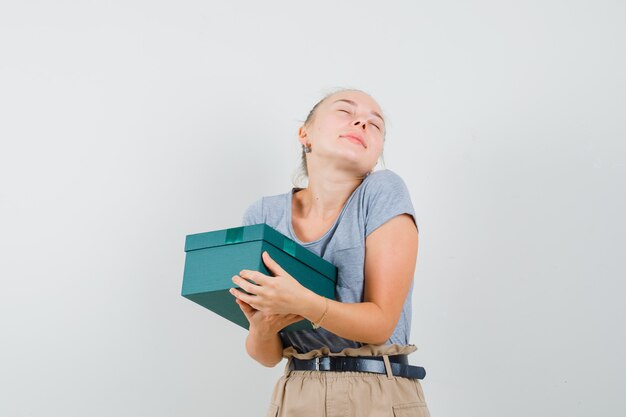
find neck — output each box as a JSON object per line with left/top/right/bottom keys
{"left": 295, "top": 170, "right": 368, "bottom": 221}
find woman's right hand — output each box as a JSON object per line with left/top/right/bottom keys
{"left": 236, "top": 297, "right": 304, "bottom": 335}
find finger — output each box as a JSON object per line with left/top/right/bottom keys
{"left": 236, "top": 300, "right": 253, "bottom": 321}
{"left": 231, "top": 275, "right": 263, "bottom": 296}
{"left": 238, "top": 299, "right": 258, "bottom": 315}
{"left": 238, "top": 269, "right": 270, "bottom": 286}
{"left": 261, "top": 251, "right": 287, "bottom": 277}
{"left": 237, "top": 299, "right": 258, "bottom": 322}
{"left": 236, "top": 298, "right": 253, "bottom": 313}
{"left": 286, "top": 315, "right": 304, "bottom": 326}
{"left": 230, "top": 287, "right": 260, "bottom": 309}
{"left": 235, "top": 298, "right": 246, "bottom": 306}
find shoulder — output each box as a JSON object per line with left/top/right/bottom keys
{"left": 244, "top": 196, "right": 263, "bottom": 212}
{"left": 360, "top": 169, "right": 417, "bottom": 236}
{"left": 244, "top": 189, "right": 290, "bottom": 211}
{"left": 242, "top": 197, "right": 264, "bottom": 225}
{"left": 362, "top": 169, "right": 411, "bottom": 197}
{"left": 242, "top": 190, "right": 290, "bottom": 226}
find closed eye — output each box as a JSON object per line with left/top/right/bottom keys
{"left": 338, "top": 108, "right": 382, "bottom": 131}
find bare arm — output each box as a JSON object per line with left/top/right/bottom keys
{"left": 235, "top": 298, "right": 302, "bottom": 367}
{"left": 245, "top": 328, "right": 283, "bottom": 368}
{"left": 300, "top": 214, "right": 418, "bottom": 344}
{"left": 233, "top": 213, "right": 417, "bottom": 354}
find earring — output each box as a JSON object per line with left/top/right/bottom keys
{"left": 303, "top": 143, "right": 312, "bottom": 153}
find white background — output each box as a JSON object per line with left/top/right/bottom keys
{"left": 1, "top": 1, "right": 624, "bottom": 416}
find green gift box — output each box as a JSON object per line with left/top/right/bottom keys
{"left": 182, "top": 223, "right": 337, "bottom": 332}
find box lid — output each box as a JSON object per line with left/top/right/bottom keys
{"left": 184, "top": 223, "right": 337, "bottom": 280}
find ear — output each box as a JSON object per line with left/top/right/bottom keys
{"left": 298, "top": 126, "right": 308, "bottom": 144}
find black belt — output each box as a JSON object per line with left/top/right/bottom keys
{"left": 288, "top": 354, "right": 426, "bottom": 380}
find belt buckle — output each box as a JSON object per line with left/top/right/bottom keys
{"left": 315, "top": 357, "right": 320, "bottom": 371}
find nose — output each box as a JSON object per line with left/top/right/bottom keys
{"left": 353, "top": 120, "right": 367, "bottom": 130}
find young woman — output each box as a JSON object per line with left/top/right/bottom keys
{"left": 231, "top": 88, "right": 430, "bottom": 417}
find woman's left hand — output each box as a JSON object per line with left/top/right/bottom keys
{"left": 230, "top": 251, "right": 310, "bottom": 316}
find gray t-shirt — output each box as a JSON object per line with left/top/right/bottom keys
{"left": 241, "top": 169, "right": 418, "bottom": 354}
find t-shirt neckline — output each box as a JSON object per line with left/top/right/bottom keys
{"left": 286, "top": 176, "right": 371, "bottom": 246}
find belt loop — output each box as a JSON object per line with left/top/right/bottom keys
{"left": 382, "top": 355, "right": 393, "bottom": 379}
{"left": 283, "top": 357, "right": 293, "bottom": 378}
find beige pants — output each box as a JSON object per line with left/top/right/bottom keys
{"left": 265, "top": 343, "right": 431, "bottom": 417}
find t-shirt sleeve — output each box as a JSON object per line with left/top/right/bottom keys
{"left": 364, "top": 170, "right": 418, "bottom": 238}
{"left": 241, "top": 197, "right": 264, "bottom": 226}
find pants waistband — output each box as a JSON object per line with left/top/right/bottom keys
{"left": 286, "top": 354, "right": 426, "bottom": 380}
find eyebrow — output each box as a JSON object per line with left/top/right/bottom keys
{"left": 331, "top": 99, "right": 385, "bottom": 124}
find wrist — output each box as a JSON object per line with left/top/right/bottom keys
{"left": 302, "top": 291, "right": 327, "bottom": 324}
{"left": 311, "top": 296, "right": 329, "bottom": 329}
{"left": 248, "top": 325, "right": 277, "bottom": 341}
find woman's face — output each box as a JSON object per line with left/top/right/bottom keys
{"left": 299, "top": 90, "right": 385, "bottom": 176}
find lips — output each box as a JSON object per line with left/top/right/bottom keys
{"left": 340, "top": 134, "right": 366, "bottom": 148}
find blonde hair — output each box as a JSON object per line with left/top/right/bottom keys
{"left": 292, "top": 87, "right": 387, "bottom": 188}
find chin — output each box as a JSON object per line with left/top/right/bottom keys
{"left": 338, "top": 160, "right": 376, "bottom": 176}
